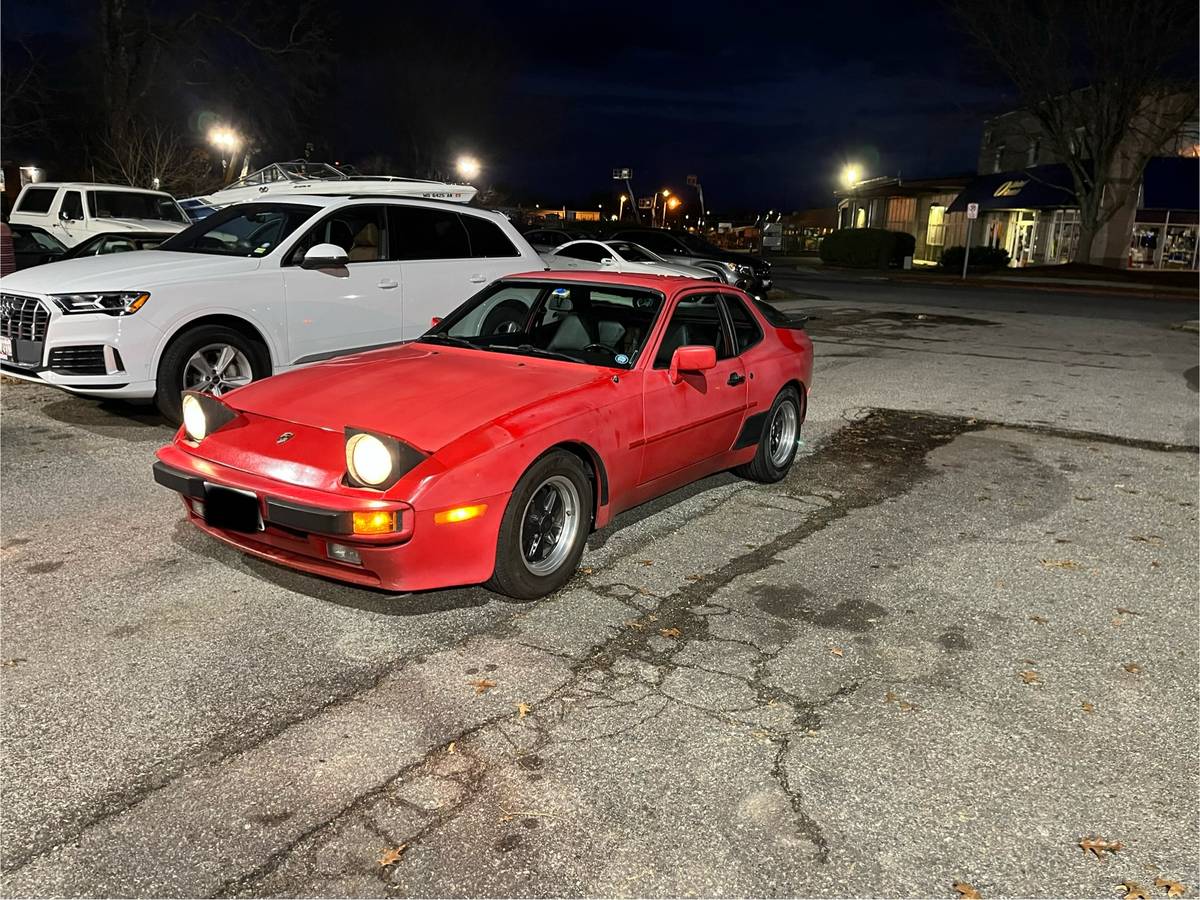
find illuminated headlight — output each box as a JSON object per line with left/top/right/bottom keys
{"left": 180, "top": 391, "right": 238, "bottom": 443}
{"left": 182, "top": 394, "right": 208, "bottom": 442}
{"left": 346, "top": 433, "right": 395, "bottom": 486}
{"left": 48, "top": 291, "right": 150, "bottom": 316}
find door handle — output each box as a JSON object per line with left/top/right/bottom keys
{"left": 727, "top": 372, "right": 745, "bottom": 386}
{"left": 468, "top": 274, "right": 487, "bottom": 283}
{"left": 377, "top": 278, "right": 399, "bottom": 290}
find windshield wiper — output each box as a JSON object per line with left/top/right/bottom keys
{"left": 490, "top": 344, "right": 585, "bottom": 364}
{"left": 417, "top": 333, "right": 478, "bottom": 351}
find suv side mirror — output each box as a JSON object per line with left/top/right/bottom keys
{"left": 59, "top": 210, "right": 74, "bottom": 222}
{"left": 301, "top": 243, "right": 349, "bottom": 269}
{"left": 668, "top": 344, "right": 717, "bottom": 384}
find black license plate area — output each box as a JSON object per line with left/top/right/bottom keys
{"left": 204, "top": 484, "right": 263, "bottom": 533}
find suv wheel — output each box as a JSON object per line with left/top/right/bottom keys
{"left": 154, "top": 325, "right": 270, "bottom": 423}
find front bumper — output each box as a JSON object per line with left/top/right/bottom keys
{"left": 153, "top": 448, "right": 510, "bottom": 592}
{"left": 0, "top": 291, "right": 160, "bottom": 398}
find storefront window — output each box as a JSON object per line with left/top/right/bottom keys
{"left": 1129, "top": 224, "right": 1162, "bottom": 268}
{"left": 1162, "top": 224, "right": 1198, "bottom": 268}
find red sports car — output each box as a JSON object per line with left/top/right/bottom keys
{"left": 153, "top": 272, "right": 813, "bottom": 599}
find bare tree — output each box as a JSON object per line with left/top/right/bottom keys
{"left": 96, "top": 119, "right": 217, "bottom": 194}
{"left": 1, "top": 41, "right": 52, "bottom": 145}
{"left": 951, "top": 0, "right": 1198, "bottom": 264}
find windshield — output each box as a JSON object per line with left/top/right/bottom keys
{"left": 156, "top": 204, "right": 315, "bottom": 257}
{"left": 677, "top": 232, "right": 723, "bottom": 254}
{"left": 86, "top": 191, "right": 188, "bottom": 223}
{"left": 606, "top": 241, "right": 659, "bottom": 263}
{"left": 419, "top": 280, "right": 665, "bottom": 368}
{"left": 11, "top": 226, "right": 66, "bottom": 254}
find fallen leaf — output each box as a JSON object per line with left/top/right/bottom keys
{"left": 1155, "top": 877, "right": 1188, "bottom": 897}
{"left": 953, "top": 881, "right": 982, "bottom": 899}
{"left": 447, "top": 741, "right": 456, "bottom": 754}
{"left": 1115, "top": 607, "right": 1141, "bottom": 616}
{"left": 638, "top": 559, "right": 654, "bottom": 566}
{"left": 1122, "top": 662, "right": 1142, "bottom": 675}
{"left": 579, "top": 566, "right": 594, "bottom": 575}
{"left": 1081, "top": 701, "right": 1095, "bottom": 713}
{"left": 516, "top": 702, "right": 532, "bottom": 719}
{"left": 883, "top": 691, "right": 898, "bottom": 703}
{"left": 1041, "top": 558, "right": 1080, "bottom": 570}
{"left": 1075, "top": 495, "right": 1095, "bottom": 501}
{"left": 0, "top": 658, "right": 27, "bottom": 668}
{"left": 1079, "top": 836, "right": 1124, "bottom": 858}
{"left": 469, "top": 678, "right": 497, "bottom": 694}
{"left": 1130, "top": 535, "right": 1163, "bottom": 544}
{"left": 378, "top": 845, "right": 407, "bottom": 867}
{"left": 686, "top": 574, "right": 705, "bottom": 582}
{"left": 830, "top": 646, "right": 844, "bottom": 657}
{"left": 1030, "top": 615, "right": 1049, "bottom": 624}
{"left": 1020, "top": 670, "right": 1040, "bottom": 684}
{"left": 659, "top": 627, "right": 681, "bottom": 639}
{"left": 1119, "top": 880, "right": 1149, "bottom": 900}
{"left": 898, "top": 701, "right": 917, "bottom": 712}
{"left": 625, "top": 620, "right": 645, "bottom": 630}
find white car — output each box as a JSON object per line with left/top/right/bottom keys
{"left": 0, "top": 196, "right": 544, "bottom": 421}
{"left": 7, "top": 183, "right": 190, "bottom": 248}
{"left": 544, "top": 239, "right": 720, "bottom": 281}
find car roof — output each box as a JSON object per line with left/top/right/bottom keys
{"left": 20, "top": 183, "right": 175, "bottom": 196}
{"left": 221, "top": 194, "right": 511, "bottom": 221}
{"left": 500, "top": 269, "right": 722, "bottom": 294}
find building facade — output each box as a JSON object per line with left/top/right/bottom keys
{"left": 836, "top": 175, "right": 972, "bottom": 264}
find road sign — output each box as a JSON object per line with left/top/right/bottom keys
{"left": 613, "top": 168, "right": 632, "bottom": 180}
{"left": 638, "top": 197, "right": 652, "bottom": 209}
{"left": 966, "top": 202, "right": 979, "bottom": 219}
{"left": 686, "top": 175, "right": 698, "bottom": 186}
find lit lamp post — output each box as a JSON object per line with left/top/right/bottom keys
{"left": 208, "top": 127, "right": 241, "bottom": 172}
{"left": 665, "top": 195, "right": 681, "bottom": 227}
{"left": 456, "top": 155, "right": 482, "bottom": 181}
{"left": 617, "top": 193, "right": 627, "bottom": 221}
{"left": 841, "top": 163, "right": 862, "bottom": 228}
{"left": 651, "top": 189, "right": 671, "bottom": 228}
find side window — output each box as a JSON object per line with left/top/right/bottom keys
{"left": 653, "top": 294, "right": 730, "bottom": 368}
{"left": 290, "top": 206, "right": 387, "bottom": 264}
{"left": 60, "top": 191, "right": 84, "bottom": 220}
{"left": 722, "top": 295, "right": 763, "bottom": 354}
{"left": 557, "top": 242, "right": 610, "bottom": 262}
{"left": 15, "top": 188, "right": 56, "bottom": 214}
{"left": 461, "top": 215, "right": 519, "bottom": 258}
{"left": 387, "top": 206, "right": 470, "bottom": 260}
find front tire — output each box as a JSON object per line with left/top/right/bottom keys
{"left": 486, "top": 450, "right": 593, "bottom": 600}
{"left": 154, "top": 325, "right": 270, "bottom": 423}
{"left": 735, "top": 386, "right": 802, "bottom": 483}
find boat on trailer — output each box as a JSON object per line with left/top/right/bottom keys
{"left": 181, "top": 161, "right": 478, "bottom": 219}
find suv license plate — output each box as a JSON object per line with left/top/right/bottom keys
{"left": 204, "top": 484, "right": 263, "bottom": 533}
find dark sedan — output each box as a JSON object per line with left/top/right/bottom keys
{"left": 610, "top": 228, "right": 772, "bottom": 295}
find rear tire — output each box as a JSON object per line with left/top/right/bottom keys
{"left": 154, "top": 325, "right": 270, "bottom": 423}
{"left": 486, "top": 450, "right": 593, "bottom": 600}
{"left": 735, "top": 386, "right": 802, "bottom": 483}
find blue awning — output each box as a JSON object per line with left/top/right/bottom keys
{"left": 948, "top": 163, "right": 1077, "bottom": 213}
{"left": 1142, "top": 156, "right": 1199, "bottom": 210}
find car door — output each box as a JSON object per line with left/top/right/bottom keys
{"left": 280, "top": 203, "right": 406, "bottom": 365}
{"left": 391, "top": 207, "right": 518, "bottom": 337}
{"left": 638, "top": 290, "right": 748, "bottom": 485}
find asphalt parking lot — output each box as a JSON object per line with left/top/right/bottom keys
{"left": 2, "top": 274, "right": 1197, "bottom": 898}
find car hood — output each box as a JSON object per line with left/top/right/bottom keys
{"left": 226, "top": 342, "right": 611, "bottom": 453}
{"left": 0, "top": 250, "right": 262, "bottom": 292}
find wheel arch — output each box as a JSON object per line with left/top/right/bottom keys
{"left": 541, "top": 440, "right": 610, "bottom": 525}
{"left": 782, "top": 379, "right": 808, "bottom": 422}
{"left": 155, "top": 313, "right": 277, "bottom": 374}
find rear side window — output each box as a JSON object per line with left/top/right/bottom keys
{"left": 61, "top": 191, "right": 84, "bottom": 220}
{"left": 461, "top": 215, "right": 519, "bottom": 258}
{"left": 15, "top": 188, "right": 56, "bottom": 214}
{"left": 557, "top": 242, "right": 610, "bottom": 262}
{"left": 387, "top": 207, "right": 470, "bottom": 260}
{"left": 722, "top": 295, "right": 763, "bottom": 354}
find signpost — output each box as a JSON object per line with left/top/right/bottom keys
{"left": 612, "top": 168, "right": 639, "bottom": 224}
{"left": 962, "top": 202, "right": 979, "bottom": 279}
{"left": 686, "top": 174, "right": 706, "bottom": 228}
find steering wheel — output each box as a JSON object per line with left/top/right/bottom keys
{"left": 582, "top": 343, "right": 615, "bottom": 354}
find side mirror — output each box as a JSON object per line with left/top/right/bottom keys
{"left": 600, "top": 257, "right": 616, "bottom": 266}
{"left": 430, "top": 316, "right": 442, "bottom": 327}
{"left": 668, "top": 344, "right": 717, "bottom": 384}
{"left": 59, "top": 210, "right": 74, "bottom": 222}
{"left": 300, "top": 242, "right": 349, "bottom": 269}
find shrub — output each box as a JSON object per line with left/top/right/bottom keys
{"left": 939, "top": 245, "right": 1011, "bottom": 269}
{"left": 819, "top": 228, "right": 916, "bottom": 268}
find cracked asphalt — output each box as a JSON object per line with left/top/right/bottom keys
{"left": 2, "top": 274, "right": 1197, "bottom": 897}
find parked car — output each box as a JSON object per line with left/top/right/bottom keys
{"left": 0, "top": 197, "right": 545, "bottom": 421}
{"left": 544, "top": 239, "right": 719, "bottom": 281}
{"left": 1, "top": 223, "right": 67, "bottom": 274}
{"left": 153, "top": 271, "right": 813, "bottom": 598}
{"left": 610, "top": 228, "right": 772, "bottom": 295}
{"left": 62, "top": 231, "right": 177, "bottom": 259}
{"left": 522, "top": 228, "right": 587, "bottom": 252}
{"left": 8, "top": 183, "right": 190, "bottom": 248}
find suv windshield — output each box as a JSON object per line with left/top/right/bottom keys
{"left": 676, "top": 232, "right": 724, "bottom": 255}
{"left": 157, "top": 204, "right": 315, "bottom": 257}
{"left": 86, "top": 191, "right": 188, "bottom": 223}
{"left": 419, "top": 280, "right": 665, "bottom": 368}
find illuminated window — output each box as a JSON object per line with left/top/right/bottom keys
{"left": 926, "top": 205, "right": 946, "bottom": 247}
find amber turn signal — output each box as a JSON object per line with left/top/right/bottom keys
{"left": 352, "top": 510, "right": 397, "bottom": 535}
{"left": 433, "top": 504, "right": 487, "bottom": 525}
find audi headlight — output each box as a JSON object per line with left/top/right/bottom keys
{"left": 180, "top": 391, "right": 238, "bottom": 443}
{"left": 344, "top": 428, "right": 429, "bottom": 491}
{"left": 49, "top": 291, "right": 150, "bottom": 316}
{"left": 722, "top": 261, "right": 739, "bottom": 272}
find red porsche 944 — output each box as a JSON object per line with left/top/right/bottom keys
{"left": 153, "top": 272, "right": 813, "bottom": 599}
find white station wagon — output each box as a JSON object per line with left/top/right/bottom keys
{"left": 0, "top": 196, "right": 544, "bottom": 420}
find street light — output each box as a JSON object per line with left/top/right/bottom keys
{"left": 840, "top": 164, "right": 862, "bottom": 189}
{"left": 456, "top": 155, "right": 481, "bottom": 181}
{"left": 208, "top": 127, "right": 242, "bottom": 175}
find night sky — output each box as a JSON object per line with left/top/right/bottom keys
{"left": 5, "top": 0, "right": 1013, "bottom": 213}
